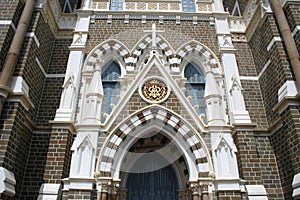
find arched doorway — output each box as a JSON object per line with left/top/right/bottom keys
{"left": 123, "top": 132, "right": 181, "bottom": 200}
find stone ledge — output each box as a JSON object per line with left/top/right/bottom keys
{"left": 37, "top": 183, "right": 61, "bottom": 200}
{"left": 0, "top": 167, "right": 16, "bottom": 196}
{"left": 293, "top": 173, "right": 300, "bottom": 199}
{"left": 246, "top": 185, "right": 268, "bottom": 200}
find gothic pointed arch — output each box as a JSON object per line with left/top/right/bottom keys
{"left": 83, "top": 39, "right": 129, "bottom": 74}
{"left": 177, "top": 41, "right": 227, "bottom": 125}
{"left": 184, "top": 62, "right": 206, "bottom": 116}
{"left": 130, "top": 33, "right": 175, "bottom": 70}
{"left": 176, "top": 40, "right": 222, "bottom": 73}
{"left": 95, "top": 105, "right": 214, "bottom": 182}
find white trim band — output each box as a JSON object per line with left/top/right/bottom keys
{"left": 35, "top": 57, "right": 65, "bottom": 78}
{"left": 292, "top": 25, "right": 300, "bottom": 36}
{"left": 0, "top": 20, "right": 16, "bottom": 31}
{"left": 258, "top": 59, "right": 271, "bottom": 79}
{"left": 267, "top": 37, "right": 282, "bottom": 51}
{"left": 26, "top": 32, "right": 40, "bottom": 47}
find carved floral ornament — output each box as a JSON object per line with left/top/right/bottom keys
{"left": 139, "top": 77, "right": 171, "bottom": 104}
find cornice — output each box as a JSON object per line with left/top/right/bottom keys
{"left": 35, "top": 0, "right": 75, "bottom": 39}
{"left": 92, "top": 10, "right": 212, "bottom": 22}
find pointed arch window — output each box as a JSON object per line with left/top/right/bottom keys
{"left": 101, "top": 61, "right": 121, "bottom": 122}
{"left": 182, "top": 0, "right": 196, "bottom": 12}
{"left": 109, "top": 0, "right": 123, "bottom": 10}
{"left": 184, "top": 63, "right": 205, "bottom": 115}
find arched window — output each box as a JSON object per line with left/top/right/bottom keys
{"left": 184, "top": 63, "right": 205, "bottom": 115}
{"left": 109, "top": 0, "right": 123, "bottom": 10}
{"left": 182, "top": 0, "right": 196, "bottom": 12}
{"left": 101, "top": 61, "right": 121, "bottom": 122}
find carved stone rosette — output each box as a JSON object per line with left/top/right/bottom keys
{"left": 139, "top": 76, "right": 170, "bottom": 104}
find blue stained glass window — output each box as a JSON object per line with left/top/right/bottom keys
{"left": 182, "top": 0, "right": 196, "bottom": 12}
{"left": 101, "top": 61, "right": 121, "bottom": 122}
{"left": 184, "top": 63, "right": 205, "bottom": 115}
{"left": 109, "top": 0, "right": 123, "bottom": 10}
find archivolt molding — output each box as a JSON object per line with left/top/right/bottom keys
{"left": 83, "top": 39, "right": 129, "bottom": 73}
{"left": 95, "top": 104, "right": 214, "bottom": 181}
{"left": 177, "top": 40, "right": 222, "bottom": 75}
{"left": 83, "top": 38, "right": 222, "bottom": 75}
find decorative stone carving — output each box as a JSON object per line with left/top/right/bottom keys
{"left": 83, "top": 60, "right": 104, "bottom": 124}
{"left": 229, "top": 74, "right": 245, "bottom": 113}
{"left": 139, "top": 77, "right": 170, "bottom": 104}
{"left": 61, "top": 73, "right": 75, "bottom": 109}
{"left": 69, "top": 132, "right": 98, "bottom": 178}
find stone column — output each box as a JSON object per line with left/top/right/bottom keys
{"left": 190, "top": 182, "right": 200, "bottom": 200}
{"left": 118, "top": 189, "right": 127, "bottom": 200}
{"left": 200, "top": 184, "right": 209, "bottom": 200}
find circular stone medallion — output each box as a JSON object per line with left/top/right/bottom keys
{"left": 139, "top": 77, "right": 170, "bottom": 104}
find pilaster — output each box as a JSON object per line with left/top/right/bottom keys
{"left": 54, "top": 10, "right": 92, "bottom": 122}
{"left": 38, "top": 122, "right": 75, "bottom": 199}
{"left": 213, "top": 10, "right": 252, "bottom": 125}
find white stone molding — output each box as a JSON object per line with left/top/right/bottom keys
{"left": 293, "top": 173, "right": 300, "bottom": 199}
{"left": 83, "top": 60, "right": 104, "bottom": 124}
{"left": 211, "top": 132, "right": 239, "bottom": 182}
{"left": 221, "top": 53, "right": 251, "bottom": 124}
{"left": 95, "top": 105, "right": 214, "bottom": 181}
{"left": 245, "top": 185, "right": 268, "bottom": 200}
{"left": 54, "top": 12, "right": 91, "bottom": 122}
{"left": 274, "top": 80, "right": 299, "bottom": 113}
{"left": 35, "top": 57, "right": 65, "bottom": 78}
{"left": 204, "top": 66, "right": 226, "bottom": 126}
{"left": 37, "top": 183, "right": 60, "bottom": 200}
{"left": 228, "top": 16, "right": 246, "bottom": 33}
{"left": 82, "top": 0, "right": 91, "bottom": 9}
{"left": 214, "top": 14, "right": 252, "bottom": 124}
{"left": 260, "top": 0, "right": 272, "bottom": 16}
{"left": 81, "top": 38, "right": 225, "bottom": 131}
{"left": 278, "top": 80, "right": 298, "bottom": 102}
{"left": 0, "top": 167, "right": 16, "bottom": 196}
{"left": 36, "top": 0, "right": 76, "bottom": 31}
{"left": 6, "top": 76, "right": 34, "bottom": 111}
{"left": 26, "top": 32, "right": 40, "bottom": 47}
{"left": 69, "top": 132, "right": 98, "bottom": 178}
{"left": 212, "top": 0, "right": 225, "bottom": 12}
{"left": 258, "top": 59, "right": 271, "bottom": 79}
{"left": 292, "top": 25, "right": 300, "bottom": 36}
{"left": 0, "top": 20, "right": 16, "bottom": 31}
{"left": 267, "top": 37, "right": 282, "bottom": 51}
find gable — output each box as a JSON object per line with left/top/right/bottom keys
{"left": 101, "top": 55, "right": 208, "bottom": 133}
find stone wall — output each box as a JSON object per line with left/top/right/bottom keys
{"left": 247, "top": 8, "right": 300, "bottom": 199}
{"left": 87, "top": 19, "right": 219, "bottom": 57}
{"left": 0, "top": 5, "right": 71, "bottom": 199}
{"left": 0, "top": 103, "right": 33, "bottom": 199}
{"left": 283, "top": 2, "right": 300, "bottom": 53}
{"left": 255, "top": 135, "right": 284, "bottom": 199}
{"left": 271, "top": 105, "right": 300, "bottom": 199}
{"left": 249, "top": 14, "right": 293, "bottom": 125}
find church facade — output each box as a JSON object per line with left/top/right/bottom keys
{"left": 0, "top": 0, "right": 300, "bottom": 199}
